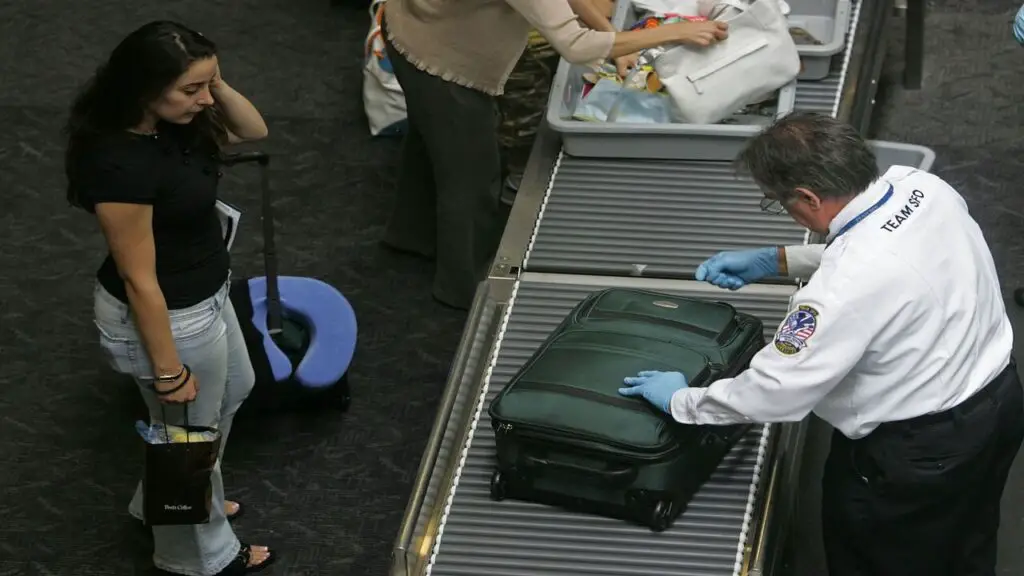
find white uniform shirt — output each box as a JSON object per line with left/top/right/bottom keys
{"left": 670, "top": 165, "right": 1013, "bottom": 439}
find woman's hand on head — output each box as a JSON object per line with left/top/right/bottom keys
{"left": 671, "top": 20, "right": 729, "bottom": 47}
{"left": 210, "top": 63, "right": 224, "bottom": 91}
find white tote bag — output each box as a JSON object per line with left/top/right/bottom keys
{"left": 654, "top": 0, "right": 800, "bottom": 125}
{"left": 362, "top": 0, "right": 408, "bottom": 136}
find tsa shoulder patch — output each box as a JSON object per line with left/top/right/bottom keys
{"left": 773, "top": 305, "right": 819, "bottom": 356}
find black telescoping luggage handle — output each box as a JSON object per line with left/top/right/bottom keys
{"left": 522, "top": 454, "right": 637, "bottom": 486}
{"left": 219, "top": 151, "right": 283, "bottom": 336}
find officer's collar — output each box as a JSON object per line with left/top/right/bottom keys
{"left": 825, "top": 177, "right": 889, "bottom": 243}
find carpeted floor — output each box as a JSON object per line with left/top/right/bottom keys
{"left": 0, "top": 0, "right": 1022, "bottom": 575}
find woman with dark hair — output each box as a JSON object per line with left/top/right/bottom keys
{"left": 65, "top": 21, "right": 273, "bottom": 575}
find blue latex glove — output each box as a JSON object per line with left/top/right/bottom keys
{"left": 694, "top": 247, "right": 778, "bottom": 290}
{"left": 1015, "top": 4, "right": 1024, "bottom": 44}
{"left": 618, "top": 371, "right": 689, "bottom": 414}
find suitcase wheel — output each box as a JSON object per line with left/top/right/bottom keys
{"left": 649, "top": 499, "right": 675, "bottom": 532}
{"left": 490, "top": 470, "right": 509, "bottom": 501}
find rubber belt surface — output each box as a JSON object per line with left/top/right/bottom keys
{"left": 426, "top": 279, "right": 796, "bottom": 576}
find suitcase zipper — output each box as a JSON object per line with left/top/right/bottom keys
{"left": 538, "top": 338, "right": 714, "bottom": 387}
{"left": 510, "top": 380, "right": 662, "bottom": 413}
{"left": 490, "top": 335, "right": 714, "bottom": 456}
{"left": 493, "top": 379, "right": 705, "bottom": 457}
{"left": 493, "top": 421, "right": 687, "bottom": 460}
{"left": 579, "top": 309, "right": 730, "bottom": 344}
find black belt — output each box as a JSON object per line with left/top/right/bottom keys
{"left": 875, "top": 358, "right": 1016, "bottom": 435}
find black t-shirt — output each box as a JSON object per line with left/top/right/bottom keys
{"left": 75, "top": 122, "right": 229, "bottom": 309}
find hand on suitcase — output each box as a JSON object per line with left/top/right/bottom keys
{"left": 619, "top": 371, "right": 688, "bottom": 413}
{"left": 695, "top": 247, "right": 778, "bottom": 290}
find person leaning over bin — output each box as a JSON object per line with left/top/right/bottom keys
{"left": 381, "top": 0, "right": 728, "bottom": 309}
{"left": 619, "top": 112, "right": 1023, "bottom": 576}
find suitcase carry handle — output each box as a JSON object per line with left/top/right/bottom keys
{"left": 522, "top": 455, "right": 637, "bottom": 486}
{"left": 219, "top": 152, "right": 282, "bottom": 336}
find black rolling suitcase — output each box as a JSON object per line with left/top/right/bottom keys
{"left": 487, "top": 288, "right": 765, "bottom": 531}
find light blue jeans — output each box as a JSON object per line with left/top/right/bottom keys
{"left": 93, "top": 279, "right": 255, "bottom": 576}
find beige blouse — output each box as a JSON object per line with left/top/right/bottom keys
{"left": 385, "top": 0, "right": 616, "bottom": 96}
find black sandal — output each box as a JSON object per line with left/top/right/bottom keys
{"left": 215, "top": 543, "right": 276, "bottom": 575}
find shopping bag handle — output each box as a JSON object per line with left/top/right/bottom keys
{"left": 159, "top": 403, "right": 191, "bottom": 445}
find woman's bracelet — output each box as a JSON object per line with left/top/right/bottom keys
{"left": 155, "top": 365, "right": 186, "bottom": 384}
{"left": 154, "top": 364, "right": 192, "bottom": 396}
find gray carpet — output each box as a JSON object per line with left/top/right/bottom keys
{"left": 1, "top": 0, "right": 1023, "bottom": 575}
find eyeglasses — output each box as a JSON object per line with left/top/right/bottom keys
{"left": 760, "top": 197, "right": 786, "bottom": 215}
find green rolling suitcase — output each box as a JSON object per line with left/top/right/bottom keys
{"left": 487, "top": 288, "right": 765, "bottom": 531}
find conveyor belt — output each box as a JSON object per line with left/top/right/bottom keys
{"left": 793, "top": 69, "right": 845, "bottom": 114}
{"left": 426, "top": 277, "right": 798, "bottom": 576}
{"left": 522, "top": 2, "right": 861, "bottom": 278}
{"left": 521, "top": 158, "right": 809, "bottom": 278}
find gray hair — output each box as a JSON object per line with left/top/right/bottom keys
{"left": 736, "top": 112, "right": 879, "bottom": 202}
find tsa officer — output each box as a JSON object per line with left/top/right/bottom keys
{"left": 619, "top": 112, "right": 1024, "bottom": 576}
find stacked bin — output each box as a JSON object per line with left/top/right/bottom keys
{"left": 418, "top": 1, "right": 939, "bottom": 575}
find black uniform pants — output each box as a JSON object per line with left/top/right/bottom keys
{"left": 822, "top": 361, "right": 1024, "bottom": 576}
{"left": 382, "top": 31, "right": 504, "bottom": 309}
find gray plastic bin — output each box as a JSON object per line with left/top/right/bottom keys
{"left": 873, "top": 140, "right": 936, "bottom": 173}
{"left": 547, "top": 0, "right": 801, "bottom": 162}
{"left": 788, "top": 0, "right": 852, "bottom": 80}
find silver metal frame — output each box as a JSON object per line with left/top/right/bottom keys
{"left": 390, "top": 283, "right": 507, "bottom": 576}
{"left": 391, "top": 0, "right": 896, "bottom": 572}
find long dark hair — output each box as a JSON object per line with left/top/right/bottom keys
{"left": 64, "top": 21, "right": 227, "bottom": 207}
